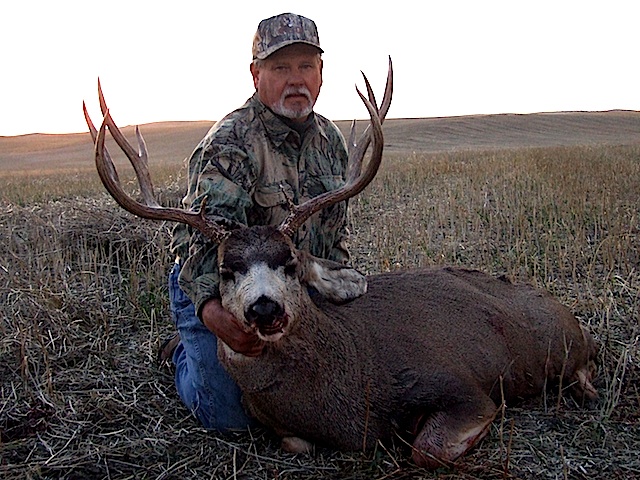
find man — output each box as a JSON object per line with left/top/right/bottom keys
{"left": 164, "top": 13, "right": 352, "bottom": 431}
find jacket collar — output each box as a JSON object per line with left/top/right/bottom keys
{"left": 250, "top": 93, "right": 326, "bottom": 147}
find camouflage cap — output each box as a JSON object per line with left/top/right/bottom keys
{"left": 252, "top": 13, "right": 323, "bottom": 60}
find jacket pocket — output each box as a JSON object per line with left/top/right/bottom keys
{"left": 253, "top": 183, "right": 293, "bottom": 207}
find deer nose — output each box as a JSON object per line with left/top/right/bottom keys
{"left": 245, "top": 295, "right": 284, "bottom": 326}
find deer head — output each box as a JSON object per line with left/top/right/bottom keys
{"left": 84, "top": 58, "right": 393, "bottom": 341}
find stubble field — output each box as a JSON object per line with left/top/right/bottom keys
{"left": 1, "top": 111, "right": 639, "bottom": 479}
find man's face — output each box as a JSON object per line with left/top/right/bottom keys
{"left": 251, "top": 44, "right": 323, "bottom": 122}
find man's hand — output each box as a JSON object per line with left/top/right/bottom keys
{"left": 201, "top": 298, "right": 265, "bottom": 356}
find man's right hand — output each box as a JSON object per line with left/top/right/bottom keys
{"left": 200, "top": 298, "right": 265, "bottom": 357}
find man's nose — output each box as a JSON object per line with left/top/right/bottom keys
{"left": 287, "top": 69, "right": 304, "bottom": 85}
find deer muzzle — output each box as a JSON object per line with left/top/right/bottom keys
{"left": 245, "top": 295, "right": 286, "bottom": 338}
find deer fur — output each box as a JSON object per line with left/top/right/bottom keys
{"left": 216, "top": 226, "right": 598, "bottom": 469}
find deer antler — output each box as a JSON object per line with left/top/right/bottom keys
{"left": 278, "top": 58, "right": 393, "bottom": 237}
{"left": 84, "top": 58, "right": 391, "bottom": 244}
{"left": 83, "top": 82, "right": 230, "bottom": 243}
{"left": 346, "top": 57, "right": 393, "bottom": 185}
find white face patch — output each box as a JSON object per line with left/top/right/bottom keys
{"left": 242, "top": 263, "right": 287, "bottom": 307}
{"left": 220, "top": 261, "right": 305, "bottom": 342}
{"left": 217, "top": 237, "right": 367, "bottom": 343}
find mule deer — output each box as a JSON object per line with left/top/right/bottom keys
{"left": 83, "top": 61, "right": 598, "bottom": 469}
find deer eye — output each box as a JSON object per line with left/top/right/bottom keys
{"left": 219, "top": 266, "right": 235, "bottom": 282}
{"left": 284, "top": 257, "right": 298, "bottom": 277}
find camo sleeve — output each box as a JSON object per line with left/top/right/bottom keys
{"left": 177, "top": 141, "right": 258, "bottom": 316}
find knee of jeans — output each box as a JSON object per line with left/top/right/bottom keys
{"left": 174, "top": 349, "right": 252, "bottom": 432}
{"left": 174, "top": 365, "right": 216, "bottom": 430}
{"left": 191, "top": 390, "right": 255, "bottom": 432}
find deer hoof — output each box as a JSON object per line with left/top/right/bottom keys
{"left": 281, "top": 436, "right": 313, "bottom": 454}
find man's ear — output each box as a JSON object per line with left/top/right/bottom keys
{"left": 300, "top": 253, "right": 367, "bottom": 304}
{"left": 250, "top": 62, "right": 260, "bottom": 89}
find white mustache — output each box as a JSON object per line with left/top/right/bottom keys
{"left": 272, "top": 86, "right": 314, "bottom": 119}
{"left": 282, "top": 86, "right": 312, "bottom": 102}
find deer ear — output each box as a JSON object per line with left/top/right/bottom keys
{"left": 300, "top": 254, "right": 367, "bottom": 304}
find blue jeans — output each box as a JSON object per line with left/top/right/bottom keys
{"left": 168, "top": 262, "right": 256, "bottom": 431}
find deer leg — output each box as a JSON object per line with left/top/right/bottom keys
{"left": 570, "top": 363, "right": 599, "bottom": 404}
{"left": 411, "top": 393, "right": 497, "bottom": 469}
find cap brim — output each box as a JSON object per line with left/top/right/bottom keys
{"left": 254, "top": 40, "right": 324, "bottom": 60}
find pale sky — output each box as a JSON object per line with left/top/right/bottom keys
{"left": 1, "top": 0, "right": 638, "bottom": 137}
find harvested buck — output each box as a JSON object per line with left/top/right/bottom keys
{"left": 84, "top": 61, "right": 598, "bottom": 469}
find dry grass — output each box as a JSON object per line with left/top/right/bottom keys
{"left": 1, "top": 139, "right": 639, "bottom": 479}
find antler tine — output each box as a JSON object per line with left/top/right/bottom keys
{"left": 361, "top": 70, "right": 379, "bottom": 115}
{"left": 86, "top": 89, "right": 230, "bottom": 244}
{"left": 347, "top": 119, "right": 357, "bottom": 152}
{"left": 84, "top": 100, "right": 121, "bottom": 186}
{"left": 83, "top": 100, "right": 98, "bottom": 142}
{"left": 94, "top": 114, "right": 148, "bottom": 218}
{"left": 379, "top": 56, "right": 394, "bottom": 120}
{"left": 98, "top": 78, "right": 107, "bottom": 115}
{"left": 346, "top": 57, "right": 393, "bottom": 183}
{"left": 96, "top": 80, "right": 158, "bottom": 207}
{"left": 279, "top": 84, "right": 385, "bottom": 237}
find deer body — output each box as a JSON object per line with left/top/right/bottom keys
{"left": 218, "top": 227, "right": 596, "bottom": 467}
{"left": 85, "top": 61, "right": 597, "bottom": 468}
{"left": 216, "top": 226, "right": 598, "bottom": 467}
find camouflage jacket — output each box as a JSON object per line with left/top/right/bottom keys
{"left": 171, "top": 93, "right": 351, "bottom": 315}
